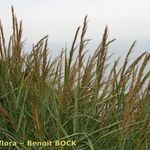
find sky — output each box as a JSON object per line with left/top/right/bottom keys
{"left": 0, "top": 0, "right": 150, "bottom": 57}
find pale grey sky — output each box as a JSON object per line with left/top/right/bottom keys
{"left": 0, "top": 0, "right": 150, "bottom": 56}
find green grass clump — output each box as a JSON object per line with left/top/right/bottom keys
{"left": 0, "top": 7, "right": 150, "bottom": 150}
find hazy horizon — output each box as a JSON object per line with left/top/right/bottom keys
{"left": 1, "top": 0, "right": 150, "bottom": 57}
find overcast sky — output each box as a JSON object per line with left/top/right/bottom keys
{"left": 0, "top": 0, "right": 150, "bottom": 57}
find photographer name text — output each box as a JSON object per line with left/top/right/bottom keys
{"left": 0, "top": 140, "right": 76, "bottom": 147}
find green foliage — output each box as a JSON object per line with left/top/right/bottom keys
{"left": 0, "top": 7, "right": 150, "bottom": 150}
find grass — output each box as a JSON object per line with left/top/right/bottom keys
{"left": 0, "top": 7, "right": 149, "bottom": 150}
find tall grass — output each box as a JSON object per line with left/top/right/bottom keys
{"left": 0, "top": 7, "right": 150, "bottom": 150}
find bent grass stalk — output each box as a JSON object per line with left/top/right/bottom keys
{"left": 0, "top": 7, "right": 149, "bottom": 150}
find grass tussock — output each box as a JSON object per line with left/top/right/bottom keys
{"left": 0, "top": 7, "right": 150, "bottom": 150}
